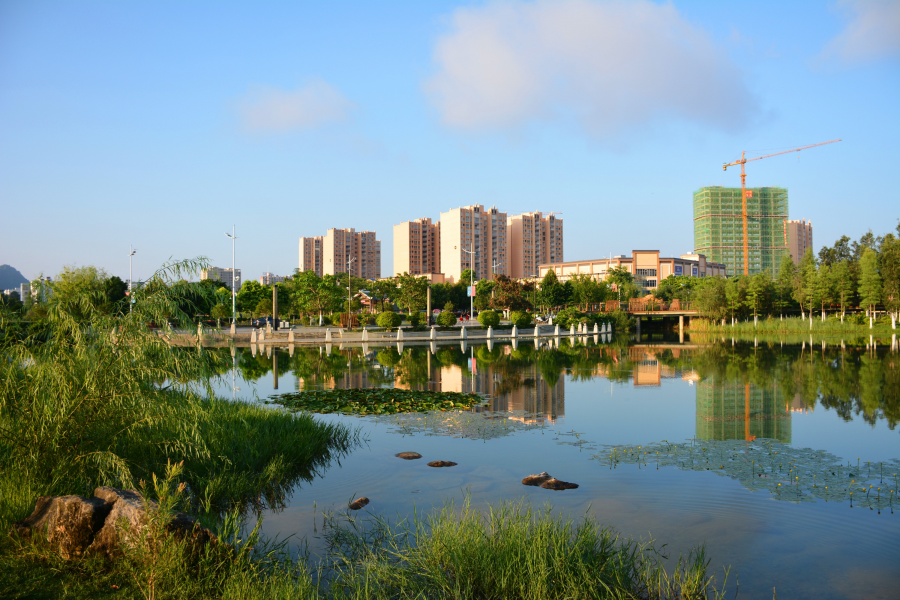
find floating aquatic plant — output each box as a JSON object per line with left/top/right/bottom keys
{"left": 267, "top": 388, "right": 488, "bottom": 416}
{"left": 592, "top": 438, "right": 900, "bottom": 511}
{"left": 370, "top": 409, "right": 546, "bottom": 441}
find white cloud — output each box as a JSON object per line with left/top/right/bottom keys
{"left": 425, "top": 0, "right": 757, "bottom": 138}
{"left": 238, "top": 80, "right": 354, "bottom": 133}
{"left": 820, "top": 0, "right": 900, "bottom": 64}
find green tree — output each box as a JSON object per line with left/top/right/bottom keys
{"left": 376, "top": 310, "right": 403, "bottom": 330}
{"left": 858, "top": 247, "right": 881, "bottom": 323}
{"left": 537, "top": 270, "right": 566, "bottom": 310}
{"left": 879, "top": 233, "right": 900, "bottom": 329}
{"left": 745, "top": 272, "right": 771, "bottom": 323}
{"left": 373, "top": 278, "right": 399, "bottom": 312}
{"left": 236, "top": 280, "right": 268, "bottom": 320}
{"left": 255, "top": 297, "right": 273, "bottom": 317}
{"left": 814, "top": 263, "right": 835, "bottom": 321}
{"left": 395, "top": 272, "right": 429, "bottom": 314}
{"left": 725, "top": 277, "right": 746, "bottom": 323}
{"left": 694, "top": 277, "right": 728, "bottom": 323}
{"left": 290, "top": 271, "right": 343, "bottom": 321}
{"left": 477, "top": 309, "right": 500, "bottom": 328}
{"left": 794, "top": 250, "right": 816, "bottom": 319}
{"left": 831, "top": 260, "right": 853, "bottom": 322}
{"left": 775, "top": 253, "right": 796, "bottom": 318}
{"left": 210, "top": 303, "right": 230, "bottom": 327}
{"left": 568, "top": 273, "right": 608, "bottom": 310}
{"left": 606, "top": 266, "right": 633, "bottom": 302}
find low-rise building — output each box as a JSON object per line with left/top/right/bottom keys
{"left": 538, "top": 250, "right": 726, "bottom": 291}
{"left": 201, "top": 267, "right": 241, "bottom": 290}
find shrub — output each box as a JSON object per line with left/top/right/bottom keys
{"left": 376, "top": 311, "right": 403, "bottom": 330}
{"left": 408, "top": 312, "right": 421, "bottom": 328}
{"left": 436, "top": 310, "right": 457, "bottom": 328}
{"left": 358, "top": 313, "right": 372, "bottom": 327}
{"left": 477, "top": 310, "right": 500, "bottom": 328}
{"left": 509, "top": 311, "right": 532, "bottom": 328}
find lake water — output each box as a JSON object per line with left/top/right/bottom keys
{"left": 213, "top": 335, "right": 900, "bottom": 600}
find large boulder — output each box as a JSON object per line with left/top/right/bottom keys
{"left": 11, "top": 486, "right": 217, "bottom": 560}
{"left": 10, "top": 495, "right": 112, "bottom": 559}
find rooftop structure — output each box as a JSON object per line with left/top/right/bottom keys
{"left": 538, "top": 250, "right": 726, "bottom": 291}
{"left": 694, "top": 186, "right": 789, "bottom": 277}
{"left": 507, "top": 211, "right": 563, "bottom": 278}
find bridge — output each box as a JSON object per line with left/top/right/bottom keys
{"left": 581, "top": 299, "right": 698, "bottom": 339}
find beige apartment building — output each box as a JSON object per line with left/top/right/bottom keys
{"left": 439, "top": 205, "right": 508, "bottom": 283}
{"left": 507, "top": 211, "right": 563, "bottom": 278}
{"left": 538, "top": 250, "right": 726, "bottom": 291}
{"left": 200, "top": 267, "right": 241, "bottom": 290}
{"left": 322, "top": 228, "right": 381, "bottom": 279}
{"left": 298, "top": 236, "right": 323, "bottom": 276}
{"left": 784, "top": 219, "right": 813, "bottom": 264}
{"left": 393, "top": 217, "right": 441, "bottom": 276}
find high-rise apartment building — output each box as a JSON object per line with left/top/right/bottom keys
{"left": 322, "top": 228, "right": 381, "bottom": 279}
{"left": 298, "top": 236, "right": 323, "bottom": 276}
{"left": 784, "top": 219, "right": 813, "bottom": 264}
{"left": 507, "top": 211, "right": 564, "bottom": 278}
{"left": 201, "top": 267, "right": 242, "bottom": 290}
{"left": 393, "top": 217, "right": 441, "bottom": 276}
{"left": 694, "top": 186, "right": 789, "bottom": 277}
{"left": 439, "top": 205, "right": 508, "bottom": 284}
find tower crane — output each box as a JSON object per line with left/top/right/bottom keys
{"left": 723, "top": 139, "right": 841, "bottom": 276}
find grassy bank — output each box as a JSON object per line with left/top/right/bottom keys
{"left": 691, "top": 315, "right": 898, "bottom": 336}
{"left": 1, "top": 494, "right": 726, "bottom": 600}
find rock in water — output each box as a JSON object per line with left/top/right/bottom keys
{"left": 427, "top": 461, "right": 457, "bottom": 467}
{"left": 10, "top": 495, "right": 112, "bottom": 559}
{"left": 349, "top": 497, "right": 370, "bottom": 510}
{"left": 521, "top": 472, "right": 552, "bottom": 486}
{"left": 395, "top": 452, "right": 422, "bottom": 460}
{"left": 540, "top": 478, "right": 579, "bottom": 491}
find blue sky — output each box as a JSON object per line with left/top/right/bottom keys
{"left": 1, "top": 0, "right": 898, "bottom": 283}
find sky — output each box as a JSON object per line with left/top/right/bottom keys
{"left": 1, "top": 0, "right": 898, "bottom": 284}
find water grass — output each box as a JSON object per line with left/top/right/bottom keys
{"left": 268, "top": 388, "right": 488, "bottom": 415}
{"left": 691, "top": 315, "right": 897, "bottom": 335}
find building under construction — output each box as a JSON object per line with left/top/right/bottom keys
{"left": 693, "top": 186, "right": 789, "bottom": 277}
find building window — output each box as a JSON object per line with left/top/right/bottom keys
{"left": 636, "top": 269, "right": 657, "bottom": 277}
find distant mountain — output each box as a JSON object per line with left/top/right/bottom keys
{"left": 0, "top": 265, "right": 29, "bottom": 290}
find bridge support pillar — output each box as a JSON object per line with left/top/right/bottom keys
{"left": 636, "top": 316, "right": 641, "bottom": 336}
{"left": 679, "top": 315, "right": 684, "bottom": 344}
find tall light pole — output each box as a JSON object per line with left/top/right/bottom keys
{"left": 225, "top": 227, "right": 238, "bottom": 326}
{"left": 128, "top": 246, "right": 137, "bottom": 313}
{"left": 347, "top": 256, "right": 356, "bottom": 328}
{"left": 461, "top": 239, "right": 476, "bottom": 319}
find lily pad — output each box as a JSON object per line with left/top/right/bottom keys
{"left": 267, "top": 388, "right": 488, "bottom": 416}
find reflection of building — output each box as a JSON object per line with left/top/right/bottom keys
{"left": 695, "top": 380, "right": 791, "bottom": 443}
{"left": 628, "top": 348, "right": 678, "bottom": 386}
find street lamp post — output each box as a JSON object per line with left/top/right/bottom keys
{"left": 461, "top": 239, "right": 476, "bottom": 320}
{"left": 128, "top": 246, "right": 137, "bottom": 313}
{"left": 225, "top": 227, "right": 238, "bottom": 330}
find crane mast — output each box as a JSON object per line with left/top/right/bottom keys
{"left": 723, "top": 139, "right": 841, "bottom": 276}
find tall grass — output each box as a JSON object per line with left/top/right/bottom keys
{"left": 691, "top": 315, "right": 897, "bottom": 335}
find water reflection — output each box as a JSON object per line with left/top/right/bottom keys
{"left": 227, "top": 337, "right": 899, "bottom": 436}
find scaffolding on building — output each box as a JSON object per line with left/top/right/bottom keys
{"left": 693, "top": 186, "right": 789, "bottom": 278}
